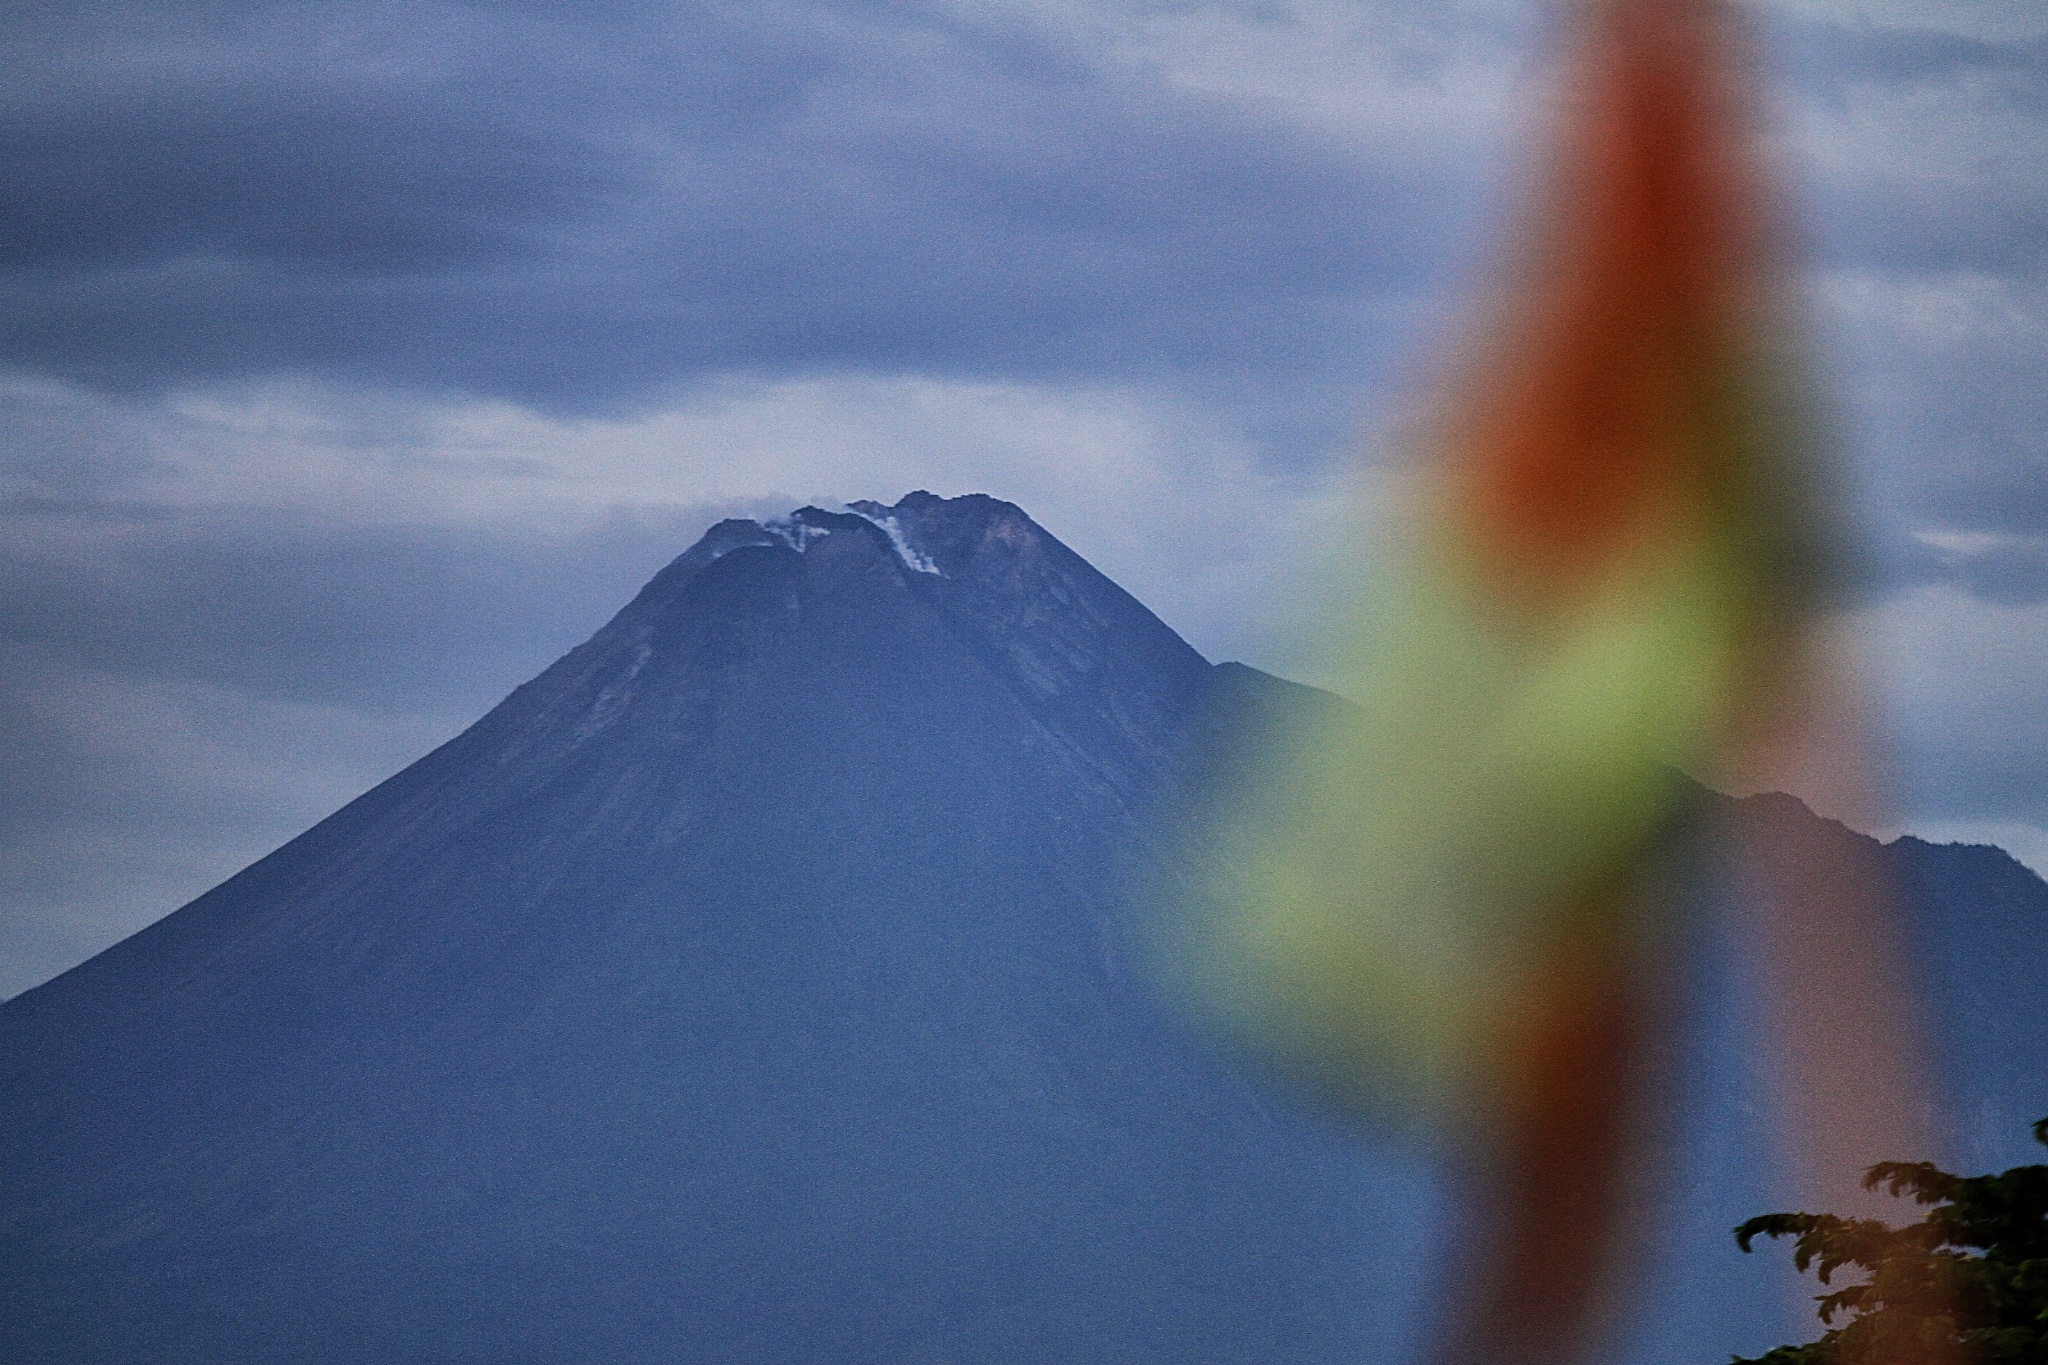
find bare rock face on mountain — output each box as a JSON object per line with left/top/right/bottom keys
{"left": 2, "top": 491, "right": 2045, "bottom": 1364}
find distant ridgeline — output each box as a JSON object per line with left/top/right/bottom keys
{"left": 2, "top": 493, "right": 2043, "bottom": 1364}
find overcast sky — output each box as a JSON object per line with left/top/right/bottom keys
{"left": 3, "top": 0, "right": 2045, "bottom": 997}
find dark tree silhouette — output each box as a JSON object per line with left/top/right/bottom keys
{"left": 1729, "top": 1119, "right": 2048, "bottom": 1364}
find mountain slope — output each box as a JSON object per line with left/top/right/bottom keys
{"left": 2, "top": 491, "right": 2044, "bottom": 1364}
{"left": 0, "top": 493, "right": 1439, "bottom": 1365}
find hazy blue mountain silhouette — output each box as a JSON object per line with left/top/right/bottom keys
{"left": 2, "top": 492, "right": 2044, "bottom": 1364}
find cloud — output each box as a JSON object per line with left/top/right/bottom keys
{"left": 1812, "top": 270, "right": 2048, "bottom": 544}
{"left": 1857, "top": 584, "right": 2048, "bottom": 824}
{"left": 0, "top": 369, "right": 1365, "bottom": 675}
{"left": 4, "top": 1, "right": 2039, "bottom": 443}
{"left": 981, "top": 0, "right": 1535, "bottom": 146}
{"left": 0, "top": 0, "right": 1477, "bottom": 429}
{"left": 0, "top": 639, "right": 459, "bottom": 999}
{"left": 1775, "top": 29, "right": 2048, "bottom": 275}
{"left": 1764, "top": 0, "right": 2048, "bottom": 45}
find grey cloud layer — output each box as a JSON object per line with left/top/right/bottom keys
{"left": 1, "top": 3, "right": 2038, "bottom": 461}
{"left": 0, "top": 507, "right": 717, "bottom": 712}
{"left": 0, "top": 0, "right": 1478, "bottom": 426}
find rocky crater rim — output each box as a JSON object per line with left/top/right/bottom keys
{"left": 696, "top": 491, "right": 1037, "bottom": 580}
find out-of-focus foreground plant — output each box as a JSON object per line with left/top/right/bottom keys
{"left": 1731, "top": 1119, "right": 2048, "bottom": 1365}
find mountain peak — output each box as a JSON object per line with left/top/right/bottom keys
{"left": 671, "top": 492, "right": 1048, "bottom": 585}
{"left": 586, "top": 491, "right": 1214, "bottom": 805}
{"left": 606, "top": 493, "right": 1213, "bottom": 770}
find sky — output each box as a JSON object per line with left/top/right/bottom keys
{"left": 2, "top": 0, "right": 2045, "bottom": 998}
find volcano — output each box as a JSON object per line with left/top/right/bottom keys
{"left": 3, "top": 492, "right": 2045, "bottom": 1364}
